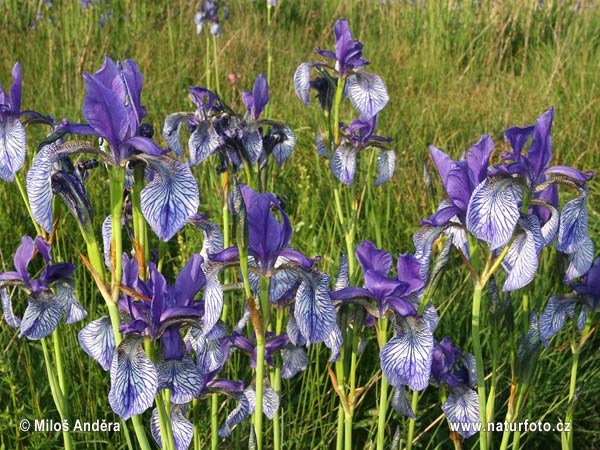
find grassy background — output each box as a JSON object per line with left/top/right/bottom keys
{"left": 1, "top": 0, "right": 599, "bottom": 449}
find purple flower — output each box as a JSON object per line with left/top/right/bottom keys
{"left": 316, "top": 19, "right": 369, "bottom": 77}
{"left": 0, "top": 62, "right": 25, "bottom": 181}
{"left": 195, "top": 0, "right": 228, "bottom": 36}
{"left": 0, "top": 236, "right": 85, "bottom": 339}
{"left": 242, "top": 74, "right": 269, "bottom": 121}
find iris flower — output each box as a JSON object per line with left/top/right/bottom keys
{"left": 294, "top": 19, "right": 389, "bottom": 120}
{"left": 195, "top": 0, "right": 229, "bottom": 36}
{"left": 0, "top": 236, "right": 86, "bottom": 339}
{"left": 26, "top": 57, "right": 199, "bottom": 241}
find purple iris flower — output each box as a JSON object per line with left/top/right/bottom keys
{"left": 294, "top": 19, "right": 389, "bottom": 119}
{"left": 78, "top": 254, "right": 206, "bottom": 420}
{"left": 163, "top": 75, "right": 296, "bottom": 170}
{"left": 430, "top": 337, "right": 479, "bottom": 439}
{"left": 330, "top": 240, "right": 437, "bottom": 391}
{"left": 0, "top": 236, "right": 85, "bottom": 339}
{"left": 27, "top": 57, "right": 199, "bottom": 241}
{"left": 195, "top": 0, "right": 228, "bottom": 36}
{"left": 328, "top": 115, "right": 395, "bottom": 186}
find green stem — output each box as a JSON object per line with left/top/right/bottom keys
{"left": 193, "top": 398, "right": 202, "bottom": 450}
{"left": 472, "top": 283, "right": 488, "bottom": 450}
{"left": 132, "top": 163, "right": 149, "bottom": 277}
{"left": 333, "top": 187, "right": 355, "bottom": 278}
{"left": 252, "top": 277, "right": 270, "bottom": 450}
{"left": 376, "top": 319, "right": 389, "bottom": 450}
{"left": 212, "top": 35, "right": 220, "bottom": 94}
{"left": 332, "top": 75, "right": 345, "bottom": 147}
{"left": 156, "top": 390, "right": 175, "bottom": 450}
{"left": 344, "top": 328, "right": 360, "bottom": 450}
{"left": 336, "top": 407, "right": 344, "bottom": 450}
{"left": 406, "top": 389, "right": 419, "bottom": 450}
{"left": 486, "top": 324, "right": 500, "bottom": 426}
{"left": 271, "top": 308, "right": 284, "bottom": 450}
{"left": 205, "top": 34, "right": 211, "bottom": 89}
{"left": 211, "top": 394, "right": 219, "bottom": 450}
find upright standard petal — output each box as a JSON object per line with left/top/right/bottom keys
{"left": 138, "top": 155, "right": 199, "bottom": 241}
{"left": 0, "top": 118, "right": 26, "bottom": 182}
{"left": 380, "top": 316, "right": 433, "bottom": 391}
{"left": 346, "top": 71, "right": 389, "bottom": 120}
{"left": 78, "top": 316, "right": 116, "bottom": 371}
{"left": 466, "top": 177, "right": 522, "bottom": 250}
{"left": 108, "top": 335, "right": 158, "bottom": 420}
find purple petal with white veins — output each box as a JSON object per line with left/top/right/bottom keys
{"left": 380, "top": 316, "right": 433, "bottom": 391}
{"left": 202, "top": 270, "right": 223, "bottom": 337}
{"left": 539, "top": 296, "right": 576, "bottom": 348}
{"left": 163, "top": 112, "right": 193, "bottom": 157}
{"left": 286, "top": 314, "right": 306, "bottom": 346}
{"left": 375, "top": 149, "right": 395, "bottom": 186}
{"left": 331, "top": 142, "right": 358, "bottom": 185}
{"left": 501, "top": 214, "right": 544, "bottom": 292}
{"left": 78, "top": 316, "right": 115, "bottom": 371}
{"left": 0, "top": 118, "right": 26, "bottom": 182}
{"left": 245, "top": 385, "right": 280, "bottom": 419}
{"left": 188, "top": 214, "right": 224, "bottom": 259}
{"left": 565, "top": 237, "right": 594, "bottom": 281}
{"left": 391, "top": 386, "right": 415, "bottom": 419}
{"left": 19, "top": 293, "right": 63, "bottom": 340}
{"left": 270, "top": 125, "right": 296, "bottom": 167}
{"left": 346, "top": 71, "right": 389, "bottom": 120}
{"left": 316, "top": 131, "right": 330, "bottom": 158}
{"left": 102, "top": 215, "right": 112, "bottom": 268}
{"left": 242, "top": 127, "right": 263, "bottom": 165}
{"left": 293, "top": 63, "right": 312, "bottom": 105}
{"left": 108, "top": 335, "right": 158, "bottom": 420}
{"left": 538, "top": 203, "right": 559, "bottom": 246}
{"left": 56, "top": 278, "right": 87, "bottom": 324}
{"left": 442, "top": 385, "right": 480, "bottom": 439}
{"left": 413, "top": 225, "right": 445, "bottom": 282}
{"left": 466, "top": 177, "right": 522, "bottom": 250}
{"left": 189, "top": 121, "right": 221, "bottom": 166}
{"left": 1, "top": 287, "right": 21, "bottom": 327}
{"left": 157, "top": 355, "right": 204, "bottom": 404}
{"left": 151, "top": 405, "right": 194, "bottom": 450}
{"left": 334, "top": 253, "right": 349, "bottom": 291}
{"left": 218, "top": 392, "right": 249, "bottom": 438}
{"left": 294, "top": 270, "right": 337, "bottom": 344}
{"left": 281, "top": 346, "right": 309, "bottom": 379}
{"left": 139, "top": 155, "right": 199, "bottom": 241}
{"left": 269, "top": 265, "right": 299, "bottom": 304}
{"left": 557, "top": 189, "right": 588, "bottom": 254}
{"left": 421, "top": 302, "right": 439, "bottom": 333}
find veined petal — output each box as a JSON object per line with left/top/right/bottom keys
{"left": 19, "top": 292, "right": 63, "bottom": 340}
{"left": 334, "top": 253, "right": 349, "bottom": 291}
{"left": 391, "top": 386, "right": 415, "bottom": 419}
{"left": 102, "top": 215, "right": 112, "bottom": 268}
{"left": 539, "top": 203, "right": 559, "bottom": 246}
{"left": 151, "top": 405, "right": 193, "bottom": 450}
{"left": 269, "top": 264, "right": 299, "bottom": 304}
{"left": 539, "top": 296, "right": 576, "bottom": 348}
{"left": 422, "top": 302, "right": 439, "bottom": 333}
{"left": 188, "top": 214, "right": 224, "bottom": 261}
{"left": 138, "top": 155, "right": 199, "bottom": 241}
{"left": 557, "top": 189, "right": 588, "bottom": 254}
{"left": 316, "top": 131, "right": 330, "bottom": 158}
{"left": 0, "top": 118, "right": 26, "bottom": 182}
{"left": 375, "top": 149, "right": 395, "bottom": 186}
{"left": 565, "top": 237, "right": 594, "bottom": 281}
{"left": 189, "top": 121, "right": 221, "bottom": 166}
{"left": 56, "top": 278, "right": 87, "bottom": 324}
{"left": 331, "top": 142, "right": 358, "bottom": 185}
{"left": 294, "top": 270, "right": 337, "bottom": 344}
{"left": 293, "top": 63, "right": 312, "bottom": 105}
{"left": 242, "top": 127, "right": 263, "bottom": 165}
{"left": 501, "top": 214, "right": 544, "bottom": 292}
{"left": 346, "top": 71, "right": 389, "bottom": 119}
{"left": 108, "top": 335, "right": 158, "bottom": 420}
{"left": 78, "top": 316, "right": 115, "bottom": 371}
{"left": 202, "top": 269, "right": 223, "bottom": 337}
{"left": 466, "top": 177, "right": 522, "bottom": 250}
{"left": 286, "top": 314, "right": 306, "bottom": 346}
{"left": 163, "top": 112, "right": 193, "bottom": 157}
{"left": 281, "top": 346, "right": 309, "bottom": 379}
{"left": 380, "top": 316, "right": 433, "bottom": 391}
{"left": 245, "top": 385, "right": 280, "bottom": 420}
{"left": 324, "top": 323, "right": 343, "bottom": 363}
{"left": 1, "top": 287, "right": 21, "bottom": 328}
{"left": 157, "top": 355, "right": 204, "bottom": 404}
{"left": 413, "top": 225, "right": 445, "bottom": 283}
{"left": 270, "top": 125, "right": 296, "bottom": 167}
{"left": 442, "top": 386, "right": 480, "bottom": 439}
{"left": 218, "top": 392, "right": 249, "bottom": 438}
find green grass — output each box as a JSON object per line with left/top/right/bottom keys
{"left": 1, "top": 0, "right": 599, "bottom": 449}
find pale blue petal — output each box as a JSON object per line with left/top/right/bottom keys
{"left": 19, "top": 293, "right": 62, "bottom": 340}
{"left": 413, "top": 225, "right": 445, "bottom": 283}
{"left": 286, "top": 314, "right": 306, "bottom": 346}
{"left": 391, "top": 386, "right": 415, "bottom": 419}
{"left": 108, "top": 335, "right": 158, "bottom": 420}
{"left": 442, "top": 386, "right": 480, "bottom": 439}
{"left": 242, "top": 127, "right": 263, "bottom": 165}
{"left": 444, "top": 222, "right": 470, "bottom": 260}
{"left": 380, "top": 316, "right": 433, "bottom": 391}
{"left": 324, "top": 325, "right": 343, "bottom": 363}
{"left": 334, "top": 253, "right": 349, "bottom": 291}
{"left": 565, "top": 237, "right": 594, "bottom": 281}
{"left": 202, "top": 270, "right": 223, "bottom": 337}
{"left": 539, "top": 296, "right": 576, "bottom": 348}
{"left": 1, "top": 286, "right": 21, "bottom": 327}
{"left": 293, "top": 63, "right": 312, "bottom": 105}
{"left": 188, "top": 121, "right": 221, "bottom": 166}
{"left": 539, "top": 203, "right": 559, "bottom": 246}
{"left": 271, "top": 125, "right": 296, "bottom": 167}
{"left": 139, "top": 155, "right": 199, "bottom": 241}
{"left": 218, "top": 393, "right": 249, "bottom": 438}
{"left": 294, "top": 270, "right": 337, "bottom": 344}
{"left": 422, "top": 302, "right": 438, "bottom": 333}
{"left": 245, "top": 385, "right": 280, "bottom": 419}
{"left": 557, "top": 190, "right": 589, "bottom": 254}
{"left": 346, "top": 71, "right": 389, "bottom": 119}
{"left": 577, "top": 306, "right": 588, "bottom": 330}
{"left": 270, "top": 258, "right": 299, "bottom": 303}
{"left": 158, "top": 355, "right": 204, "bottom": 404}
{"left": 281, "top": 346, "right": 309, "bottom": 379}
{"left": 151, "top": 405, "right": 194, "bottom": 450}
{"left": 56, "top": 278, "right": 87, "bottom": 324}
{"left": 188, "top": 214, "right": 224, "bottom": 260}
{"left": 162, "top": 112, "right": 193, "bottom": 158}
{"left": 375, "top": 149, "right": 395, "bottom": 186}
{"left": 316, "top": 131, "right": 330, "bottom": 158}
{"left": 330, "top": 143, "right": 358, "bottom": 185}
{"left": 466, "top": 178, "right": 522, "bottom": 250}
{"left": 0, "top": 118, "right": 26, "bottom": 182}
{"left": 102, "top": 215, "right": 112, "bottom": 268}
{"left": 78, "top": 316, "right": 115, "bottom": 371}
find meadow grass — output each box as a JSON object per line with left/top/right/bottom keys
{"left": 0, "top": 0, "right": 599, "bottom": 449}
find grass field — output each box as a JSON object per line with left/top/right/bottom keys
{"left": 1, "top": 1, "right": 599, "bottom": 449}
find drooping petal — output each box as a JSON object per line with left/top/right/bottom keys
{"left": 108, "top": 335, "right": 158, "bottom": 420}
{"left": 316, "top": 131, "right": 330, "bottom": 158}
{"left": 390, "top": 386, "right": 415, "bottom": 419}
{"left": 293, "top": 63, "right": 312, "bottom": 105}
{"left": 1, "top": 287, "right": 21, "bottom": 327}
{"left": 245, "top": 385, "right": 280, "bottom": 420}
{"left": 331, "top": 142, "right": 358, "bottom": 185}
{"left": 151, "top": 405, "right": 194, "bottom": 450}
{"left": 466, "top": 177, "right": 522, "bottom": 250}
{"left": 375, "top": 149, "right": 395, "bottom": 186}
{"left": 269, "top": 125, "right": 296, "bottom": 167}
{"left": 324, "top": 323, "right": 343, "bottom": 363}
{"left": 380, "top": 316, "right": 433, "bottom": 391}
{"left": 539, "top": 296, "right": 576, "bottom": 348}
{"left": 188, "top": 214, "right": 224, "bottom": 260}
{"left": 19, "top": 292, "right": 63, "bottom": 340}
{"left": 441, "top": 385, "right": 480, "bottom": 439}
{"left": 157, "top": 355, "right": 204, "bottom": 404}
{"left": 0, "top": 118, "right": 26, "bottom": 182}
{"left": 565, "top": 237, "right": 594, "bottom": 281}
{"left": 557, "top": 189, "right": 589, "bottom": 254}
{"left": 56, "top": 278, "right": 87, "bottom": 324}
{"left": 346, "top": 71, "right": 389, "bottom": 119}
{"left": 538, "top": 203, "right": 559, "bottom": 246}
{"left": 202, "top": 269, "right": 223, "bottom": 337}
{"left": 242, "top": 127, "right": 263, "bottom": 165}
{"left": 269, "top": 263, "right": 299, "bottom": 304}
{"left": 138, "top": 155, "right": 199, "bottom": 241}
{"left": 281, "top": 346, "right": 309, "bottom": 379}
{"left": 413, "top": 225, "right": 445, "bottom": 283}
{"left": 501, "top": 214, "right": 544, "bottom": 292}
{"left": 421, "top": 302, "right": 439, "bottom": 333}
{"left": 294, "top": 270, "right": 337, "bottom": 344}
{"left": 218, "top": 392, "right": 250, "bottom": 438}
{"left": 189, "top": 121, "right": 221, "bottom": 166}
{"left": 102, "top": 215, "right": 112, "bottom": 268}
{"left": 163, "top": 112, "right": 193, "bottom": 157}
{"left": 78, "top": 316, "right": 116, "bottom": 371}
{"left": 334, "top": 253, "right": 349, "bottom": 291}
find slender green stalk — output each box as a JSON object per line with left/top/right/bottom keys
{"left": 472, "top": 282, "right": 488, "bottom": 450}
{"left": 131, "top": 163, "right": 149, "bottom": 277}
{"left": 332, "top": 74, "right": 345, "bottom": 147}
{"left": 333, "top": 187, "right": 355, "bottom": 278}
{"left": 252, "top": 277, "right": 270, "bottom": 450}
{"left": 271, "top": 307, "right": 284, "bottom": 450}
{"left": 211, "top": 394, "right": 219, "bottom": 450}
{"left": 486, "top": 321, "right": 500, "bottom": 425}
{"left": 193, "top": 398, "right": 202, "bottom": 450}
{"left": 406, "top": 389, "right": 419, "bottom": 450}
{"left": 156, "top": 390, "right": 175, "bottom": 450}
{"left": 344, "top": 327, "right": 360, "bottom": 450}
{"left": 212, "top": 35, "right": 220, "bottom": 94}
{"left": 265, "top": 3, "right": 273, "bottom": 118}
{"left": 205, "top": 34, "right": 211, "bottom": 89}
{"left": 376, "top": 319, "right": 389, "bottom": 450}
